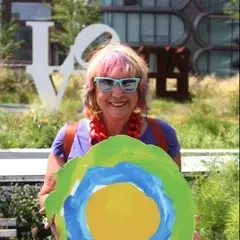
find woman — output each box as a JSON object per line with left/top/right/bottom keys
{"left": 39, "top": 43, "right": 201, "bottom": 239}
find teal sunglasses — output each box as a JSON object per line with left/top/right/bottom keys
{"left": 94, "top": 77, "right": 140, "bottom": 92}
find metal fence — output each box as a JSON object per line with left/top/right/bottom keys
{"left": 0, "top": 148, "right": 239, "bottom": 184}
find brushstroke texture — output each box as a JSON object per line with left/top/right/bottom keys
{"left": 44, "top": 135, "right": 195, "bottom": 240}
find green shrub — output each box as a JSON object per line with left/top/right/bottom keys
{"left": 0, "top": 112, "right": 64, "bottom": 148}
{"left": 0, "top": 69, "right": 38, "bottom": 104}
{"left": 191, "top": 160, "right": 239, "bottom": 240}
{"left": 0, "top": 184, "right": 52, "bottom": 240}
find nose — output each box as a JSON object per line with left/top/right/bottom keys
{"left": 112, "top": 83, "right": 123, "bottom": 96}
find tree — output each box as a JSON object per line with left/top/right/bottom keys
{"left": 0, "top": 1, "right": 23, "bottom": 61}
{"left": 224, "top": 0, "right": 239, "bottom": 19}
{"left": 50, "top": 0, "right": 102, "bottom": 56}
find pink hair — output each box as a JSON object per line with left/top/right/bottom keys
{"left": 86, "top": 45, "right": 148, "bottom": 92}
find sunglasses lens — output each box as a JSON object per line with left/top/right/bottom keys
{"left": 122, "top": 79, "right": 139, "bottom": 92}
{"left": 98, "top": 78, "right": 115, "bottom": 91}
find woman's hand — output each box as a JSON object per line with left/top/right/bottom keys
{"left": 39, "top": 207, "right": 59, "bottom": 239}
{"left": 193, "top": 215, "right": 203, "bottom": 240}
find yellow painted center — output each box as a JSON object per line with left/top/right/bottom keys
{"left": 86, "top": 183, "right": 160, "bottom": 240}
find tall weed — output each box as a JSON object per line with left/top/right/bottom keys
{"left": 192, "top": 160, "right": 239, "bottom": 240}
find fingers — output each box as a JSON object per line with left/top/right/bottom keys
{"left": 40, "top": 208, "right": 49, "bottom": 229}
{"left": 193, "top": 215, "right": 203, "bottom": 240}
{"left": 193, "top": 232, "right": 203, "bottom": 240}
{"left": 194, "top": 215, "right": 200, "bottom": 222}
{"left": 42, "top": 217, "right": 50, "bottom": 229}
{"left": 39, "top": 207, "right": 45, "bottom": 215}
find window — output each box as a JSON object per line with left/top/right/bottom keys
{"left": 124, "top": 0, "right": 140, "bottom": 6}
{"left": 141, "top": 14, "right": 154, "bottom": 43}
{"left": 196, "top": 50, "right": 239, "bottom": 77}
{"left": 98, "top": 0, "right": 188, "bottom": 8}
{"left": 196, "top": 0, "right": 229, "bottom": 10}
{"left": 156, "top": 14, "right": 184, "bottom": 43}
{"left": 142, "top": 0, "right": 155, "bottom": 7}
{"left": 16, "top": 26, "right": 32, "bottom": 45}
{"left": 104, "top": 13, "right": 185, "bottom": 44}
{"left": 197, "top": 15, "right": 240, "bottom": 47}
{"left": 149, "top": 54, "right": 157, "bottom": 72}
{"left": 11, "top": 2, "right": 51, "bottom": 20}
{"left": 112, "top": 13, "right": 126, "bottom": 41}
{"left": 128, "top": 14, "right": 140, "bottom": 42}
{"left": 96, "top": 0, "right": 112, "bottom": 6}
{"left": 12, "top": 49, "right": 32, "bottom": 62}
{"left": 156, "top": 0, "right": 184, "bottom": 8}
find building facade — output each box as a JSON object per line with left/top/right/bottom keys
{"left": 2, "top": 0, "right": 240, "bottom": 77}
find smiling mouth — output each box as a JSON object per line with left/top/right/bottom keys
{"left": 109, "top": 101, "right": 127, "bottom": 107}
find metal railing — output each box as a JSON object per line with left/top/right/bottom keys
{"left": 0, "top": 148, "right": 239, "bottom": 183}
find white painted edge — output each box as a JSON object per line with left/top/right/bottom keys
{"left": 0, "top": 229, "right": 17, "bottom": 237}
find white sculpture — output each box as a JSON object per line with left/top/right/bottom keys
{"left": 26, "top": 22, "right": 120, "bottom": 112}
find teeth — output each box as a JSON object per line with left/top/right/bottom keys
{"left": 110, "top": 102, "right": 125, "bottom": 107}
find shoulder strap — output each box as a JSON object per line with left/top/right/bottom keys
{"left": 63, "top": 121, "right": 79, "bottom": 160}
{"left": 146, "top": 117, "right": 169, "bottom": 153}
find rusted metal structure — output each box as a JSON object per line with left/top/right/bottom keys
{"left": 134, "top": 46, "right": 191, "bottom": 100}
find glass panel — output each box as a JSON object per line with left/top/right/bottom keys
{"left": 149, "top": 54, "right": 157, "bottom": 72}
{"left": 199, "top": 0, "right": 229, "bottom": 10}
{"left": 127, "top": 13, "right": 140, "bottom": 43}
{"left": 141, "top": 14, "right": 154, "bottom": 43}
{"left": 197, "top": 50, "right": 239, "bottom": 77}
{"left": 97, "top": 0, "right": 112, "bottom": 6}
{"left": 198, "top": 15, "right": 240, "bottom": 46}
{"left": 142, "top": 0, "right": 155, "bottom": 7}
{"left": 16, "top": 26, "right": 32, "bottom": 45}
{"left": 198, "top": 17, "right": 209, "bottom": 44}
{"left": 171, "top": 0, "right": 183, "bottom": 8}
{"left": 112, "top": 13, "right": 126, "bottom": 41}
{"left": 156, "top": 0, "right": 183, "bottom": 8}
{"left": 12, "top": 48, "right": 32, "bottom": 62}
{"left": 231, "top": 51, "right": 240, "bottom": 75}
{"left": 95, "top": 0, "right": 105, "bottom": 5}
{"left": 156, "top": 0, "right": 170, "bottom": 8}
{"left": 232, "top": 20, "right": 240, "bottom": 46}
{"left": 156, "top": 15, "right": 169, "bottom": 43}
{"left": 112, "top": 0, "right": 124, "bottom": 6}
{"left": 210, "top": 18, "right": 232, "bottom": 46}
{"left": 170, "top": 15, "right": 184, "bottom": 43}
{"left": 123, "top": 0, "right": 140, "bottom": 6}
{"left": 104, "top": 13, "right": 112, "bottom": 25}
{"left": 12, "top": 2, "right": 51, "bottom": 20}
{"left": 209, "top": 51, "right": 232, "bottom": 77}
{"left": 197, "top": 52, "right": 208, "bottom": 74}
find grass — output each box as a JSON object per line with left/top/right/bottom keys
{"left": 0, "top": 69, "right": 239, "bottom": 149}
{"left": 191, "top": 160, "right": 239, "bottom": 240}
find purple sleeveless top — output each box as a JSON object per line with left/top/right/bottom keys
{"left": 51, "top": 118, "right": 180, "bottom": 161}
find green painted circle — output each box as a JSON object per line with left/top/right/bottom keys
{"left": 45, "top": 135, "right": 195, "bottom": 240}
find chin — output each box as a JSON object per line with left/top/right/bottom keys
{"left": 108, "top": 111, "right": 131, "bottom": 121}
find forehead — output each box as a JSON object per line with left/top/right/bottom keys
{"left": 94, "top": 52, "right": 137, "bottom": 79}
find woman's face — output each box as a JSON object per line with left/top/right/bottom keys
{"left": 95, "top": 72, "right": 139, "bottom": 121}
